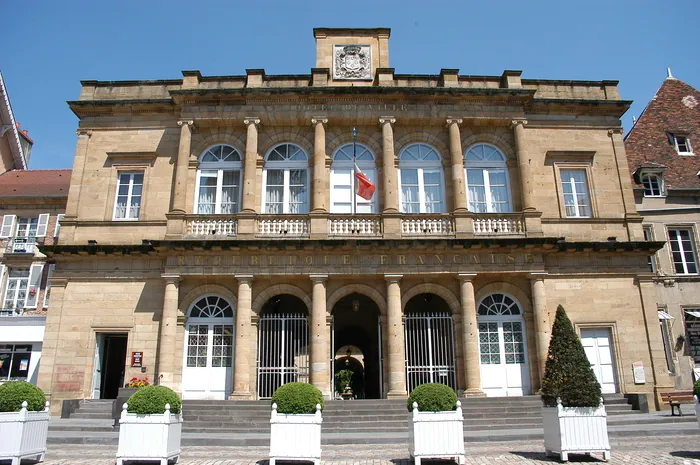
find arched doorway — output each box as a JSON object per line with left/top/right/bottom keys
{"left": 477, "top": 293, "right": 530, "bottom": 397}
{"left": 182, "top": 295, "right": 235, "bottom": 400}
{"left": 331, "top": 293, "right": 382, "bottom": 399}
{"left": 256, "top": 294, "right": 309, "bottom": 399}
{"left": 404, "top": 293, "right": 457, "bottom": 393}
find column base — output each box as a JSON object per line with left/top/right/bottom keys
{"left": 463, "top": 388, "right": 487, "bottom": 398}
{"left": 386, "top": 390, "right": 408, "bottom": 399}
{"left": 228, "top": 391, "right": 255, "bottom": 400}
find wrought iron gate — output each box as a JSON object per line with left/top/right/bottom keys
{"left": 257, "top": 313, "right": 309, "bottom": 399}
{"left": 404, "top": 312, "right": 456, "bottom": 392}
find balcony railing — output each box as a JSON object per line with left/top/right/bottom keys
{"left": 4, "top": 237, "right": 38, "bottom": 254}
{"left": 401, "top": 215, "right": 455, "bottom": 237}
{"left": 472, "top": 213, "right": 526, "bottom": 235}
{"left": 257, "top": 215, "right": 310, "bottom": 238}
{"left": 185, "top": 217, "right": 237, "bottom": 237}
{"left": 329, "top": 216, "right": 382, "bottom": 238}
{"left": 0, "top": 307, "right": 25, "bottom": 317}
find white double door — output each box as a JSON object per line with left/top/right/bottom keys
{"left": 478, "top": 316, "right": 530, "bottom": 397}
{"left": 581, "top": 328, "right": 617, "bottom": 394}
{"left": 182, "top": 319, "right": 234, "bottom": 400}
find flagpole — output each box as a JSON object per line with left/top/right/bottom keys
{"left": 352, "top": 127, "right": 357, "bottom": 215}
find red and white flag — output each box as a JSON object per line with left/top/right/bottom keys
{"left": 354, "top": 162, "right": 376, "bottom": 201}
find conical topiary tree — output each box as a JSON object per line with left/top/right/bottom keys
{"left": 541, "top": 305, "right": 602, "bottom": 408}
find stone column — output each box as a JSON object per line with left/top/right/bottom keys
{"left": 64, "top": 129, "right": 92, "bottom": 219}
{"left": 380, "top": 117, "right": 398, "bottom": 213}
{"left": 311, "top": 118, "right": 329, "bottom": 213}
{"left": 529, "top": 273, "right": 551, "bottom": 381}
{"left": 231, "top": 275, "right": 253, "bottom": 399}
{"left": 385, "top": 274, "right": 407, "bottom": 397}
{"left": 158, "top": 274, "right": 180, "bottom": 389}
{"left": 310, "top": 274, "right": 331, "bottom": 397}
{"left": 511, "top": 119, "right": 534, "bottom": 211}
{"left": 241, "top": 118, "right": 260, "bottom": 213}
{"left": 459, "top": 273, "right": 484, "bottom": 396}
{"left": 171, "top": 120, "right": 194, "bottom": 213}
{"left": 447, "top": 119, "right": 468, "bottom": 212}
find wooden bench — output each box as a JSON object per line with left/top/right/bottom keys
{"left": 659, "top": 391, "right": 696, "bottom": 416}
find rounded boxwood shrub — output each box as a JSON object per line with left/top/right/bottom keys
{"left": 0, "top": 381, "right": 46, "bottom": 412}
{"left": 406, "top": 383, "right": 458, "bottom": 412}
{"left": 126, "top": 385, "right": 181, "bottom": 415}
{"left": 271, "top": 382, "right": 324, "bottom": 414}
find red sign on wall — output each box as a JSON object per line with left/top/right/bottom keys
{"left": 131, "top": 352, "right": 143, "bottom": 368}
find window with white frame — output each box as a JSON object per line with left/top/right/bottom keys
{"left": 195, "top": 144, "right": 242, "bottom": 214}
{"left": 560, "top": 169, "right": 591, "bottom": 218}
{"left": 670, "top": 134, "right": 693, "bottom": 155}
{"left": 330, "top": 142, "right": 377, "bottom": 213}
{"left": 3, "top": 268, "right": 29, "bottom": 310}
{"left": 668, "top": 228, "right": 698, "bottom": 274}
{"left": 643, "top": 225, "right": 657, "bottom": 273}
{"left": 0, "top": 214, "right": 50, "bottom": 242}
{"left": 641, "top": 172, "right": 664, "bottom": 197}
{"left": 113, "top": 172, "right": 143, "bottom": 220}
{"left": 464, "top": 143, "right": 512, "bottom": 213}
{"left": 262, "top": 143, "right": 309, "bottom": 214}
{"left": 398, "top": 143, "right": 444, "bottom": 214}
{"left": 0, "top": 344, "right": 33, "bottom": 381}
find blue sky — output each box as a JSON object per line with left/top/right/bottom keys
{"left": 1, "top": 0, "right": 698, "bottom": 169}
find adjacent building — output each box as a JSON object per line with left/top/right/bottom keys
{"left": 624, "top": 70, "right": 700, "bottom": 390}
{"left": 37, "top": 28, "right": 670, "bottom": 413}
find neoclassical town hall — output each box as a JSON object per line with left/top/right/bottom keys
{"left": 38, "top": 28, "right": 671, "bottom": 411}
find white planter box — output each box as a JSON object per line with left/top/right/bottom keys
{"left": 0, "top": 401, "right": 50, "bottom": 465}
{"left": 269, "top": 402, "right": 322, "bottom": 465}
{"left": 117, "top": 402, "right": 182, "bottom": 465}
{"left": 542, "top": 399, "right": 610, "bottom": 462}
{"left": 408, "top": 401, "right": 465, "bottom": 465}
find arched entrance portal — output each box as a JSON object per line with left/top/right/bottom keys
{"left": 331, "top": 293, "right": 382, "bottom": 399}
{"left": 404, "top": 293, "right": 457, "bottom": 393}
{"left": 256, "top": 294, "right": 309, "bottom": 399}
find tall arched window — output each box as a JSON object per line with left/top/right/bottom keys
{"left": 330, "top": 143, "right": 377, "bottom": 213}
{"left": 263, "top": 143, "right": 309, "bottom": 214}
{"left": 398, "top": 143, "right": 445, "bottom": 213}
{"left": 464, "top": 143, "right": 512, "bottom": 213}
{"left": 194, "top": 144, "right": 242, "bottom": 214}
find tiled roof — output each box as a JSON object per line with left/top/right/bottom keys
{"left": 625, "top": 77, "right": 700, "bottom": 189}
{"left": 0, "top": 169, "right": 72, "bottom": 198}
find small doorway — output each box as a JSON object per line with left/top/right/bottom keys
{"left": 581, "top": 328, "right": 618, "bottom": 394}
{"left": 331, "top": 293, "right": 382, "bottom": 399}
{"left": 92, "top": 333, "right": 128, "bottom": 399}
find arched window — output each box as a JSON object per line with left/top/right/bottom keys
{"left": 188, "top": 295, "right": 235, "bottom": 318}
{"left": 477, "top": 293, "right": 521, "bottom": 316}
{"left": 195, "top": 144, "right": 242, "bottom": 214}
{"left": 398, "top": 143, "right": 445, "bottom": 213}
{"left": 263, "top": 143, "right": 309, "bottom": 214}
{"left": 330, "top": 143, "right": 377, "bottom": 213}
{"left": 465, "top": 143, "right": 512, "bottom": 213}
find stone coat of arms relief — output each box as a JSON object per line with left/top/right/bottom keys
{"left": 333, "top": 45, "right": 371, "bottom": 80}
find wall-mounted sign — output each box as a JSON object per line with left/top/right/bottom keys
{"left": 632, "top": 361, "right": 645, "bottom": 384}
{"left": 131, "top": 352, "right": 143, "bottom": 368}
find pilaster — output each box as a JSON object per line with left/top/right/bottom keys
{"left": 171, "top": 120, "right": 194, "bottom": 214}
{"left": 511, "top": 119, "right": 535, "bottom": 212}
{"left": 158, "top": 274, "right": 180, "bottom": 390}
{"left": 529, "top": 272, "right": 551, "bottom": 385}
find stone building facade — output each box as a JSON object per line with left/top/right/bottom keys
{"left": 625, "top": 71, "right": 700, "bottom": 390}
{"left": 38, "top": 28, "right": 670, "bottom": 412}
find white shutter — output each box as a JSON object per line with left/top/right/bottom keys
{"left": 0, "top": 265, "right": 5, "bottom": 304}
{"left": 330, "top": 169, "right": 353, "bottom": 213}
{"left": 43, "top": 264, "right": 55, "bottom": 308}
{"left": 36, "top": 213, "right": 50, "bottom": 237}
{"left": 26, "top": 264, "right": 44, "bottom": 308}
{"left": 0, "top": 215, "right": 16, "bottom": 238}
{"left": 55, "top": 213, "right": 65, "bottom": 238}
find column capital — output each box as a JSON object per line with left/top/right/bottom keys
{"left": 75, "top": 129, "right": 93, "bottom": 138}
{"left": 244, "top": 117, "right": 260, "bottom": 127}
{"left": 458, "top": 273, "right": 477, "bottom": 282}
{"left": 309, "top": 274, "right": 328, "bottom": 283}
{"left": 607, "top": 127, "right": 624, "bottom": 136}
{"left": 311, "top": 117, "right": 328, "bottom": 126}
{"left": 178, "top": 119, "right": 194, "bottom": 128}
{"left": 379, "top": 116, "right": 396, "bottom": 127}
{"left": 446, "top": 118, "right": 463, "bottom": 127}
{"left": 510, "top": 119, "right": 528, "bottom": 129}
{"left": 235, "top": 274, "right": 254, "bottom": 283}
{"left": 528, "top": 272, "right": 548, "bottom": 281}
{"left": 384, "top": 274, "right": 403, "bottom": 283}
{"left": 161, "top": 273, "right": 180, "bottom": 284}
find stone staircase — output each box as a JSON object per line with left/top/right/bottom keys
{"left": 66, "top": 399, "right": 113, "bottom": 420}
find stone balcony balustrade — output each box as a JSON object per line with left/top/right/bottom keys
{"left": 328, "top": 215, "right": 382, "bottom": 238}
{"left": 4, "top": 236, "right": 39, "bottom": 254}
{"left": 472, "top": 213, "right": 526, "bottom": 236}
{"left": 256, "top": 215, "right": 310, "bottom": 238}
{"left": 400, "top": 214, "right": 456, "bottom": 237}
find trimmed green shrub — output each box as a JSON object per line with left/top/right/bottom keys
{"left": 541, "top": 305, "right": 602, "bottom": 408}
{"left": 406, "top": 383, "right": 458, "bottom": 412}
{"left": 271, "top": 382, "right": 324, "bottom": 414}
{"left": 694, "top": 380, "right": 700, "bottom": 399}
{"left": 126, "top": 385, "right": 181, "bottom": 415}
{"left": 0, "top": 381, "right": 46, "bottom": 412}
{"left": 335, "top": 369, "right": 354, "bottom": 393}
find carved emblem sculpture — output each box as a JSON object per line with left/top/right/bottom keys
{"left": 334, "top": 45, "right": 371, "bottom": 80}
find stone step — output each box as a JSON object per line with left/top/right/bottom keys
{"left": 70, "top": 412, "right": 114, "bottom": 419}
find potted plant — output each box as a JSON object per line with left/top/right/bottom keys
{"left": 407, "top": 383, "right": 465, "bottom": 465}
{"left": 694, "top": 380, "right": 700, "bottom": 428}
{"left": 0, "top": 381, "right": 50, "bottom": 465}
{"left": 541, "top": 305, "right": 610, "bottom": 462}
{"left": 113, "top": 377, "right": 150, "bottom": 427}
{"left": 269, "top": 382, "right": 324, "bottom": 465}
{"left": 116, "top": 385, "right": 183, "bottom": 465}
{"left": 335, "top": 369, "right": 354, "bottom": 399}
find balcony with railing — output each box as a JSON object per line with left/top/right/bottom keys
{"left": 401, "top": 215, "right": 455, "bottom": 237}
{"left": 184, "top": 215, "right": 237, "bottom": 238}
{"left": 4, "top": 237, "right": 40, "bottom": 255}
{"left": 328, "top": 215, "right": 382, "bottom": 238}
{"left": 0, "top": 307, "right": 25, "bottom": 317}
{"left": 472, "top": 213, "right": 526, "bottom": 236}
{"left": 256, "top": 215, "right": 310, "bottom": 238}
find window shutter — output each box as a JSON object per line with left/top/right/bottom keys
{"left": 36, "top": 213, "right": 50, "bottom": 237}
{"left": 330, "top": 169, "right": 353, "bottom": 213}
{"left": 55, "top": 214, "right": 65, "bottom": 238}
{"left": 0, "top": 264, "right": 5, "bottom": 303}
{"left": 1, "top": 215, "right": 16, "bottom": 238}
{"left": 26, "top": 264, "right": 44, "bottom": 308}
{"left": 43, "top": 264, "right": 55, "bottom": 308}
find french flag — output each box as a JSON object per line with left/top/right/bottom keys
{"left": 354, "top": 162, "right": 376, "bottom": 201}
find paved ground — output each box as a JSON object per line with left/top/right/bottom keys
{"left": 8, "top": 436, "right": 700, "bottom": 465}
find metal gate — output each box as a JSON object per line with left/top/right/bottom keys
{"left": 404, "top": 312, "right": 456, "bottom": 392}
{"left": 257, "top": 313, "right": 309, "bottom": 399}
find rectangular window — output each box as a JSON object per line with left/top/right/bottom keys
{"left": 466, "top": 169, "right": 511, "bottom": 213}
{"left": 668, "top": 228, "right": 698, "bottom": 274}
{"left": 642, "top": 173, "right": 663, "bottom": 197}
{"left": 263, "top": 169, "right": 308, "bottom": 214}
{"left": 113, "top": 172, "right": 144, "bottom": 220}
{"left": 3, "top": 268, "right": 29, "bottom": 311}
{"left": 672, "top": 134, "right": 693, "bottom": 155}
{"left": 560, "top": 169, "right": 591, "bottom": 218}
{"left": 658, "top": 310, "right": 675, "bottom": 373}
{"left": 400, "top": 168, "right": 444, "bottom": 214}
{"left": 330, "top": 168, "right": 377, "bottom": 214}
{"left": 16, "top": 217, "right": 39, "bottom": 237}
{"left": 643, "top": 226, "right": 656, "bottom": 273}
{"left": 195, "top": 170, "right": 241, "bottom": 215}
{"left": 0, "top": 344, "right": 33, "bottom": 381}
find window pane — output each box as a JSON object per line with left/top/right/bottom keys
{"left": 401, "top": 169, "right": 419, "bottom": 185}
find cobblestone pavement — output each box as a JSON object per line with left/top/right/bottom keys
{"left": 17, "top": 437, "right": 700, "bottom": 465}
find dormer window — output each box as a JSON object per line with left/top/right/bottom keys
{"left": 669, "top": 133, "right": 693, "bottom": 155}
{"left": 641, "top": 172, "right": 664, "bottom": 197}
